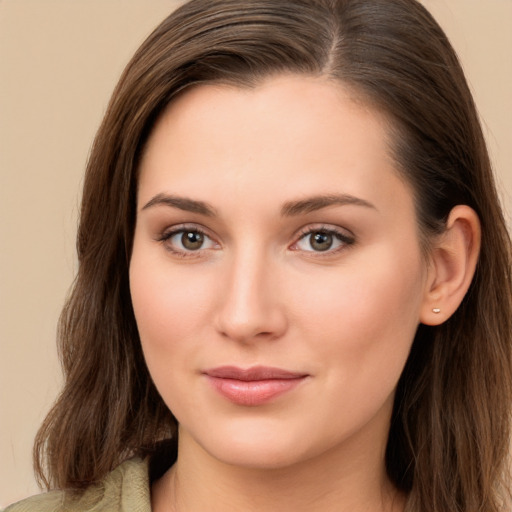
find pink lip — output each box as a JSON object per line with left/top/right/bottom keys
{"left": 203, "top": 366, "right": 308, "bottom": 406}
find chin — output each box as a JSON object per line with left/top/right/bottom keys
{"left": 179, "top": 415, "right": 348, "bottom": 472}
{"left": 206, "top": 438, "right": 311, "bottom": 470}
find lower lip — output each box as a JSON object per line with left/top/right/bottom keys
{"left": 206, "top": 376, "right": 306, "bottom": 406}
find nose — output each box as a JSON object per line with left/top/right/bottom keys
{"left": 214, "top": 249, "right": 288, "bottom": 343}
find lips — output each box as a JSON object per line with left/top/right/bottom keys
{"left": 203, "top": 366, "right": 308, "bottom": 406}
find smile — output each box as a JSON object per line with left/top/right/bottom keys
{"left": 203, "top": 366, "right": 309, "bottom": 406}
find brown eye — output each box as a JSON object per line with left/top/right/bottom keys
{"left": 309, "top": 232, "right": 333, "bottom": 251}
{"left": 181, "top": 231, "right": 204, "bottom": 250}
{"left": 162, "top": 228, "right": 217, "bottom": 254}
{"left": 294, "top": 228, "right": 354, "bottom": 254}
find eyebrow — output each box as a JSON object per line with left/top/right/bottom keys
{"left": 141, "top": 192, "right": 376, "bottom": 217}
{"left": 281, "top": 194, "right": 377, "bottom": 216}
{"left": 141, "top": 193, "right": 217, "bottom": 216}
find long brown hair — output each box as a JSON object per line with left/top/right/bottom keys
{"left": 34, "top": 1, "right": 512, "bottom": 510}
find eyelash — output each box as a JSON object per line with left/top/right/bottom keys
{"left": 156, "top": 224, "right": 355, "bottom": 258}
{"left": 292, "top": 225, "right": 355, "bottom": 256}
{"left": 157, "top": 224, "right": 218, "bottom": 258}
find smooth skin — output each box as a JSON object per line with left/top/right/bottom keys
{"left": 130, "top": 75, "right": 480, "bottom": 512}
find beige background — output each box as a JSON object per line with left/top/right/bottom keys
{"left": 1, "top": 0, "right": 511, "bottom": 506}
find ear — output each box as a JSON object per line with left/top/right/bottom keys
{"left": 420, "top": 205, "right": 481, "bottom": 326}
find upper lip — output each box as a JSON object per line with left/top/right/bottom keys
{"left": 204, "top": 366, "right": 308, "bottom": 381}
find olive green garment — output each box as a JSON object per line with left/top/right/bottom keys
{"left": 3, "top": 458, "right": 151, "bottom": 512}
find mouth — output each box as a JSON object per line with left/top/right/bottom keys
{"left": 203, "top": 366, "right": 309, "bottom": 406}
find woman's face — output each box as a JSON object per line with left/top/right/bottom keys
{"left": 130, "top": 75, "right": 431, "bottom": 470}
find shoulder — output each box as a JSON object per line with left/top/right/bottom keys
{"left": 4, "top": 457, "right": 151, "bottom": 512}
{"left": 3, "top": 491, "right": 64, "bottom": 512}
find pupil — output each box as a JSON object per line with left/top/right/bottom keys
{"left": 311, "top": 232, "right": 333, "bottom": 251}
{"left": 182, "top": 231, "right": 204, "bottom": 250}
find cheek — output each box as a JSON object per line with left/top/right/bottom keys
{"left": 129, "top": 256, "right": 223, "bottom": 418}
{"left": 290, "top": 246, "right": 425, "bottom": 382}
{"left": 129, "top": 252, "right": 216, "bottom": 367}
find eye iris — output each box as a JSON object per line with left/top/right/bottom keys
{"left": 182, "top": 231, "right": 204, "bottom": 250}
{"left": 310, "top": 232, "right": 333, "bottom": 251}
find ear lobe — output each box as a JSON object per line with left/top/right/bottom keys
{"left": 420, "top": 205, "right": 481, "bottom": 326}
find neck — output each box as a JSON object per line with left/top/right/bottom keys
{"left": 152, "top": 429, "right": 405, "bottom": 512}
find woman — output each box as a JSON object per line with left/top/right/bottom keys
{"left": 6, "top": 0, "right": 512, "bottom": 511}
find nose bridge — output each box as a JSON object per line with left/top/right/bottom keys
{"left": 215, "top": 242, "right": 286, "bottom": 342}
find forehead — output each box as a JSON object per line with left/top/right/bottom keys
{"left": 145, "top": 75, "right": 390, "bottom": 153}
{"left": 138, "top": 74, "right": 411, "bottom": 217}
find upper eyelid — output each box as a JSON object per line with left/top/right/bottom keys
{"left": 294, "top": 224, "right": 355, "bottom": 240}
{"left": 159, "top": 223, "right": 213, "bottom": 239}
{"left": 156, "top": 223, "right": 354, "bottom": 248}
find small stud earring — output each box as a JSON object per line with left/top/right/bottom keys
{"left": 432, "top": 308, "right": 441, "bottom": 314}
